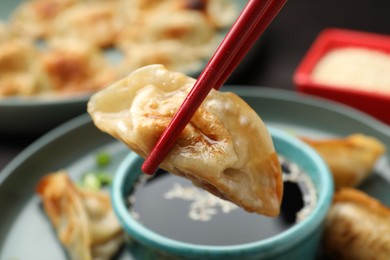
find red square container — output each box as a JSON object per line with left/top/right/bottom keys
{"left": 294, "top": 28, "right": 390, "bottom": 125}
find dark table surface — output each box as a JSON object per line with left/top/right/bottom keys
{"left": 1, "top": 0, "right": 390, "bottom": 173}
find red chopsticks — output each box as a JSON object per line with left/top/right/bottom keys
{"left": 141, "top": 0, "right": 287, "bottom": 175}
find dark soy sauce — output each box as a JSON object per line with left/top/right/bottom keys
{"left": 128, "top": 156, "right": 317, "bottom": 246}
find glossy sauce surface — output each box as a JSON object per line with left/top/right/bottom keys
{"left": 128, "top": 156, "right": 316, "bottom": 246}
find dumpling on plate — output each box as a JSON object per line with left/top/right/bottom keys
{"left": 205, "top": 0, "right": 240, "bottom": 28}
{"left": 128, "top": 9, "right": 215, "bottom": 45}
{"left": 117, "top": 39, "right": 217, "bottom": 77}
{"left": 301, "top": 134, "right": 386, "bottom": 189}
{"left": 115, "top": 1, "right": 223, "bottom": 75}
{"left": 116, "top": 0, "right": 225, "bottom": 46}
{"left": 50, "top": 1, "right": 122, "bottom": 48}
{"left": 323, "top": 188, "right": 390, "bottom": 259}
{"left": 115, "top": 6, "right": 219, "bottom": 71}
{"left": 36, "top": 171, "right": 124, "bottom": 260}
{"left": 40, "top": 39, "right": 116, "bottom": 95}
{"left": 88, "top": 64, "right": 283, "bottom": 217}
{"left": 9, "top": 0, "right": 78, "bottom": 39}
{"left": 0, "top": 39, "right": 49, "bottom": 96}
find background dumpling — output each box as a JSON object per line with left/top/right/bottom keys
{"left": 36, "top": 171, "right": 124, "bottom": 260}
{"left": 323, "top": 188, "right": 390, "bottom": 259}
{"left": 301, "top": 134, "right": 386, "bottom": 189}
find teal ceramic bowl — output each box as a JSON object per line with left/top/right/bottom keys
{"left": 111, "top": 127, "right": 334, "bottom": 259}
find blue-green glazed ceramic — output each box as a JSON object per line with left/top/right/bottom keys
{"left": 111, "top": 127, "right": 334, "bottom": 259}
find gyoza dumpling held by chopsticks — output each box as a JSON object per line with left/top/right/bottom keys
{"left": 88, "top": 65, "right": 283, "bottom": 217}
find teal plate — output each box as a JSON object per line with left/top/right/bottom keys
{"left": 1, "top": 87, "right": 390, "bottom": 259}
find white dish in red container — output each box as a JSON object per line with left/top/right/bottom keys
{"left": 294, "top": 28, "right": 390, "bottom": 125}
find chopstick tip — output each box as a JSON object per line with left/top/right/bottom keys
{"left": 141, "top": 160, "right": 157, "bottom": 175}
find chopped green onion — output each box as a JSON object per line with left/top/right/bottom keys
{"left": 95, "top": 172, "right": 113, "bottom": 185}
{"left": 80, "top": 171, "right": 112, "bottom": 189}
{"left": 78, "top": 151, "right": 113, "bottom": 191}
{"left": 96, "top": 151, "right": 111, "bottom": 168}
{"left": 82, "top": 173, "right": 101, "bottom": 191}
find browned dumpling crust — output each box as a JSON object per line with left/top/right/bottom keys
{"left": 301, "top": 134, "right": 386, "bottom": 189}
{"left": 0, "top": 39, "right": 50, "bottom": 96}
{"left": 0, "top": 38, "right": 116, "bottom": 97}
{"left": 323, "top": 188, "right": 390, "bottom": 259}
{"left": 88, "top": 65, "right": 283, "bottom": 217}
{"left": 40, "top": 39, "right": 116, "bottom": 95}
{"left": 36, "top": 171, "right": 124, "bottom": 260}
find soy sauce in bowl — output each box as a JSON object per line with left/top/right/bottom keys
{"left": 127, "top": 156, "right": 317, "bottom": 246}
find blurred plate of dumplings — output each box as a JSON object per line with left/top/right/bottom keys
{"left": 0, "top": 0, "right": 243, "bottom": 135}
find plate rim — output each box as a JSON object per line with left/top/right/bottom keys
{"left": 0, "top": 94, "right": 91, "bottom": 107}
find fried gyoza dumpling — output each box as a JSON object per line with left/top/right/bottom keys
{"left": 36, "top": 171, "right": 124, "bottom": 260}
{"left": 169, "top": 0, "right": 239, "bottom": 29}
{"left": 40, "top": 39, "right": 116, "bottom": 95}
{"left": 301, "top": 134, "right": 386, "bottom": 189}
{"left": 117, "top": 7, "right": 215, "bottom": 47}
{"left": 88, "top": 65, "right": 283, "bottom": 216}
{"left": 10, "top": 0, "right": 78, "bottom": 38}
{"left": 323, "top": 188, "right": 390, "bottom": 259}
{"left": 116, "top": 6, "right": 220, "bottom": 75}
{"left": 0, "top": 39, "right": 50, "bottom": 96}
{"left": 118, "top": 40, "right": 217, "bottom": 77}
{"left": 141, "top": 10, "right": 215, "bottom": 44}
{"left": 205, "top": 0, "right": 240, "bottom": 28}
{"left": 50, "top": 1, "right": 122, "bottom": 48}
